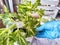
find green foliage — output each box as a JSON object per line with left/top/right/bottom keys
{"left": 0, "top": 24, "right": 27, "bottom": 45}
{"left": 0, "top": 4, "right": 27, "bottom": 45}
{"left": 17, "top": 0, "right": 44, "bottom": 36}
{"left": 3, "top": 5, "right": 9, "bottom": 13}
{"left": 0, "top": 0, "right": 44, "bottom": 45}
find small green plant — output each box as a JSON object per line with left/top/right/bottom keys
{"left": 17, "top": 0, "right": 44, "bottom": 36}
{"left": 0, "top": 5, "right": 27, "bottom": 45}
{"left": 0, "top": 24, "right": 27, "bottom": 45}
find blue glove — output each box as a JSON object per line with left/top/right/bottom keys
{"left": 36, "top": 20, "right": 60, "bottom": 39}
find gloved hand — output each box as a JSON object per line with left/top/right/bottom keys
{"left": 35, "top": 20, "right": 60, "bottom": 39}
{"left": 36, "top": 20, "right": 60, "bottom": 31}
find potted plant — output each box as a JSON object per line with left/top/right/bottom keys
{"left": 17, "top": 0, "right": 44, "bottom": 36}
{"left": 0, "top": 0, "right": 44, "bottom": 45}
{"left": 0, "top": 5, "right": 27, "bottom": 45}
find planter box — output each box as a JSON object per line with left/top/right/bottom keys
{"left": 41, "top": 0, "right": 59, "bottom": 5}
{"left": 37, "top": 6, "right": 58, "bottom": 18}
